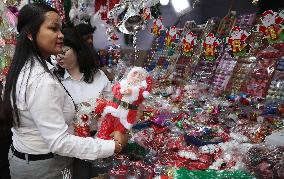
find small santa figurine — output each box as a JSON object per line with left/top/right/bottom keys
{"left": 182, "top": 31, "right": 197, "bottom": 56}
{"left": 143, "top": 7, "right": 151, "bottom": 20}
{"left": 203, "top": 33, "right": 220, "bottom": 60}
{"left": 227, "top": 26, "right": 250, "bottom": 55}
{"left": 152, "top": 17, "right": 165, "bottom": 36}
{"left": 257, "top": 10, "right": 284, "bottom": 44}
{"left": 165, "top": 26, "right": 177, "bottom": 47}
{"left": 95, "top": 67, "right": 153, "bottom": 140}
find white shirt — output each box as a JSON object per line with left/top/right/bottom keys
{"left": 12, "top": 58, "right": 115, "bottom": 160}
{"left": 61, "top": 69, "right": 112, "bottom": 104}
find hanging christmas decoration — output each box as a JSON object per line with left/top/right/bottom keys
{"left": 181, "top": 31, "right": 197, "bottom": 57}
{"left": 227, "top": 26, "right": 250, "bottom": 57}
{"left": 151, "top": 17, "right": 165, "bottom": 36}
{"left": 107, "top": 0, "right": 160, "bottom": 35}
{"left": 165, "top": 26, "right": 177, "bottom": 47}
{"left": 202, "top": 33, "right": 220, "bottom": 60}
{"left": 52, "top": 0, "right": 66, "bottom": 22}
{"left": 165, "top": 26, "right": 180, "bottom": 56}
{"left": 106, "top": 26, "right": 119, "bottom": 42}
{"left": 69, "top": 0, "right": 94, "bottom": 25}
{"left": 0, "top": 1, "right": 17, "bottom": 83}
{"left": 150, "top": 3, "right": 161, "bottom": 19}
{"left": 256, "top": 10, "right": 284, "bottom": 44}
{"left": 143, "top": 7, "right": 151, "bottom": 21}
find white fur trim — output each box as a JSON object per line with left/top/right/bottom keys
{"left": 142, "top": 91, "right": 150, "bottom": 98}
{"left": 141, "top": 80, "right": 148, "bottom": 88}
{"left": 102, "top": 106, "right": 133, "bottom": 130}
{"left": 121, "top": 86, "right": 140, "bottom": 103}
{"left": 119, "top": 80, "right": 128, "bottom": 94}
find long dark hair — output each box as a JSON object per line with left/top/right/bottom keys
{"left": 0, "top": 81, "right": 12, "bottom": 137}
{"left": 3, "top": 3, "right": 58, "bottom": 127}
{"left": 55, "top": 27, "right": 100, "bottom": 83}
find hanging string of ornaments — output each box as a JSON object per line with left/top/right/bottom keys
{"left": 0, "top": 1, "right": 17, "bottom": 83}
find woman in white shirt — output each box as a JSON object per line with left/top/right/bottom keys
{"left": 2, "top": 3, "right": 127, "bottom": 179}
{"left": 55, "top": 27, "right": 115, "bottom": 179}
{"left": 55, "top": 28, "right": 112, "bottom": 104}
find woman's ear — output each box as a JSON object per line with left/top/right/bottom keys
{"left": 27, "top": 33, "right": 33, "bottom": 41}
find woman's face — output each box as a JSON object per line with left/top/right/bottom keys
{"left": 56, "top": 46, "right": 78, "bottom": 70}
{"left": 36, "top": 11, "right": 64, "bottom": 58}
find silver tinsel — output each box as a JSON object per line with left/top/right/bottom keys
{"left": 108, "top": 0, "right": 159, "bottom": 34}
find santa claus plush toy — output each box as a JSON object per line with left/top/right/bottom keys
{"left": 95, "top": 67, "right": 153, "bottom": 140}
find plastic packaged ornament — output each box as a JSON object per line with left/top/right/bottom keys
{"left": 226, "top": 56, "right": 256, "bottom": 94}
{"left": 245, "top": 145, "right": 284, "bottom": 179}
{"left": 235, "top": 13, "right": 256, "bottom": 29}
{"left": 211, "top": 52, "right": 237, "bottom": 95}
{"left": 244, "top": 48, "right": 279, "bottom": 97}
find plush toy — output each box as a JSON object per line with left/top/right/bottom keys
{"left": 95, "top": 67, "right": 153, "bottom": 140}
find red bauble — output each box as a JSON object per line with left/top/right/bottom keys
{"left": 81, "top": 114, "right": 89, "bottom": 122}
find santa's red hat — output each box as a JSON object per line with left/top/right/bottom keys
{"left": 188, "top": 31, "right": 195, "bottom": 36}
{"left": 232, "top": 26, "right": 241, "bottom": 31}
{"left": 262, "top": 10, "right": 274, "bottom": 17}
{"left": 207, "top": 33, "right": 215, "bottom": 38}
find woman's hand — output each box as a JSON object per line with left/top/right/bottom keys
{"left": 110, "top": 131, "right": 128, "bottom": 154}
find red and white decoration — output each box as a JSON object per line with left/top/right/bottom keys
{"left": 181, "top": 31, "right": 197, "bottom": 55}
{"left": 227, "top": 26, "right": 250, "bottom": 54}
{"left": 257, "top": 10, "right": 284, "bottom": 43}
{"left": 95, "top": 67, "right": 153, "bottom": 140}
{"left": 165, "top": 26, "right": 177, "bottom": 47}
{"left": 203, "top": 33, "right": 220, "bottom": 59}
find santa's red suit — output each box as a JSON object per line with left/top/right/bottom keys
{"left": 95, "top": 76, "right": 152, "bottom": 140}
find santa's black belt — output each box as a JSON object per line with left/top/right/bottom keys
{"left": 113, "top": 97, "right": 138, "bottom": 110}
